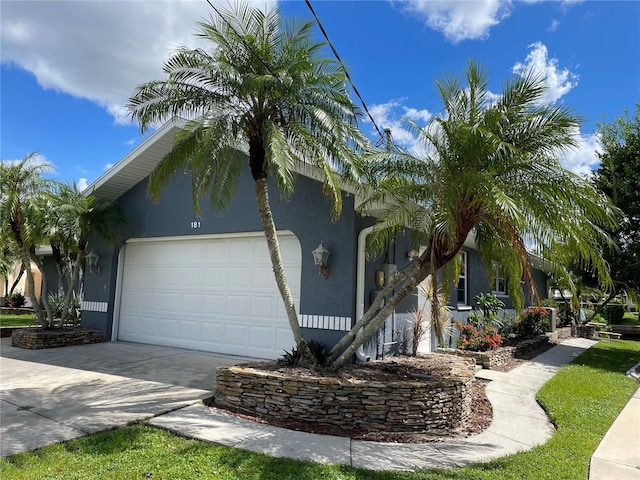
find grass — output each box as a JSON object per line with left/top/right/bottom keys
{"left": 622, "top": 312, "right": 639, "bottom": 325}
{"left": 0, "top": 314, "right": 36, "bottom": 328}
{"left": 1, "top": 340, "right": 639, "bottom": 480}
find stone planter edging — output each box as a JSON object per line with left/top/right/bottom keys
{"left": 11, "top": 328, "right": 105, "bottom": 349}
{"left": 215, "top": 360, "right": 474, "bottom": 434}
{"left": 438, "top": 335, "right": 550, "bottom": 369}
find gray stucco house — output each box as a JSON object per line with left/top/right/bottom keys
{"left": 77, "top": 122, "right": 549, "bottom": 361}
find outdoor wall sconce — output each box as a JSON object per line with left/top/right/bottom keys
{"left": 86, "top": 250, "right": 100, "bottom": 275}
{"left": 375, "top": 270, "right": 385, "bottom": 288}
{"left": 312, "top": 242, "right": 331, "bottom": 279}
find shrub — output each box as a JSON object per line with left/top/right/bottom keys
{"left": 498, "top": 312, "right": 517, "bottom": 337}
{"left": 603, "top": 303, "right": 625, "bottom": 324}
{"left": 279, "top": 340, "right": 328, "bottom": 366}
{"left": 516, "top": 306, "right": 550, "bottom": 337}
{"left": 455, "top": 321, "right": 502, "bottom": 352}
{"left": 9, "top": 291, "right": 26, "bottom": 309}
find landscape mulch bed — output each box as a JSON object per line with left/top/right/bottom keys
{"left": 213, "top": 332, "right": 572, "bottom": 443}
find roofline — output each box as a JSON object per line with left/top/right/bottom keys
{"left": 84, "top": 120, "right": 186, "bottom": 197}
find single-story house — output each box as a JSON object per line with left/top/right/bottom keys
{"left": 71, "top": 122, "right": 549, "bottom": 361}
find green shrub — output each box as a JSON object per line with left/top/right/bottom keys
{"left": 8, "top": 292, "right": 25, "bottom": 309}
{"left": 279, "top": 340, "right": 328, "bottom": 366}
{"left": 516, "top": 306, "right": 550, "bottom": 337}
{"left": 603, "top": 303, "right": 625, "bottom": 324}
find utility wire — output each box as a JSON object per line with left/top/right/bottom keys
{"left": 304, "top": 0, "right": 385, "bottom": 141}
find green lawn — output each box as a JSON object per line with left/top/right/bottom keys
{"left": 0, "top": 314, "right": 36, "bottom": 328}
{"left": 1, "top": 340, "right": 639, "bottom": 480}
{"left": 622, "top": 311, "right": 639, "bottom": 324}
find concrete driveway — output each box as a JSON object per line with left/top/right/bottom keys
{"left": 0, "top": 338, "right": 246, "bottom": 456}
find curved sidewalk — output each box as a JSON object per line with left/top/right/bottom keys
{"left": 151, "top": 337, "right": 597, "bottom": 471}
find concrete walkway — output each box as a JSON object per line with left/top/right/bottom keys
{"left": 151, "top": 337, "right": 598, "bottom": 470}
{"left": 590, "top": 382, "right": 640, "bottom": 480}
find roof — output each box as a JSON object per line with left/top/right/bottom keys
{"left": 84, "top": 119, "right": 353, "bottom": 202}
{"left": 85, "top": 121, "right": 185, "bottom": 200}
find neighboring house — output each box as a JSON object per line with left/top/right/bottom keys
{"left": 1, "top": 260, "right": 43, "bottom": 307}
{"left": 76, "top": 122, "right": 549, "bottom": 361}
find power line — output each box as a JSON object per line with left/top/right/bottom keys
{"left": 304, "top": 0, "right": 385, "bottom": 141}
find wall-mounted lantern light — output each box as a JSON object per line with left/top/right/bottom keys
{"left": 312, "top": 242, "right": 330, "bottom": 279}
{"left": 86, "top": 250, "right": 100, "bottom": 275}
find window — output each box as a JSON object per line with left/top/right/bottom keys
{"left": 457, "top": 251, "right": 467, "bottom": 305}
{"left": 493, "top": 263, "right": 506, "bottom": 295}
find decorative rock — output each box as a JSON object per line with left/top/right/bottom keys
{"left": 215, "top": 357, "right": 473, "bottom": 435}
{"left": 11, "top": 328, "right": 105, "bottom": 349}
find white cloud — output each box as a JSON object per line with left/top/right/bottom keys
{"left": 513, "top": 42, "right": 578, "bottom": 104}
{"left": 367, "top": 99, "right": 433, "bottom": 154}
{"left": 103, "top": 163, "right": 114, "bottom": 172}
{"left": 393, "top": 0, "right": 513, "bottom": 43}
{"left": 559, "top": 129, "right": 601, "bottom": 177}
{"left": 0, "top": 1, "right": 275, "bottom": 125}
{"left": 76, "top": 178, "right": 89, "bottom": 192}
{"left": 548, "top": 19, "right": 560, "bottom": 32}
{"left": 123, "top": 138, "right": 137, "bottom": 147}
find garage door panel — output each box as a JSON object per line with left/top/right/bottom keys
{"left": 249, "top": 326, "right": 273, "bottom": 349}
{"left": 224, "top": 324, "right": 249, "bottom": 347}
{"left": 118, "top": 233, "right": 299, "bottom": 359}
{"left": 225, "top": 295, "right": 250, "bottom": 316}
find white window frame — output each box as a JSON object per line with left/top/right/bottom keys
{"left": 492, "top": 262, "right": 507, "bottom": 295}
{"left": 457, "top": 251, "right": 468, "bottom": 307}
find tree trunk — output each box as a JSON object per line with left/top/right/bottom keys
{"left": 59, "top": 249, "right": 82, "bottom": 327}
{"left": 254, "top": 178, "right": 316, "bottom": 367}
{"left": 18, "top": 249, "right": 43, "bottom": 324}
{"left": 9, "top": 263, "right": 25, "bottom": 295}
{"left": 586, "top": 291, "right": 617, "bottom": 322}
{"left": 329, "top": 259, "right": 432, "bottom": 368}
{"left": 30, "top": 250, "right": 53, "bottom": 327}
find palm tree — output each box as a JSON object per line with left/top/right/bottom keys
{"left": 47, "top": 184, "right": 125, "bottom": 326}
{"left": 0, "top": 153, "right": 55, "bottom": 326}
{"left": 327, "top": 61, "right": 618, "bottom": 367}
{"left": 127, "top": 4, "right": 365, "bottom": 365}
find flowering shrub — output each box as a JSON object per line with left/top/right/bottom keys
{"left": 516, "top": 307, "right": 550, "bottom": 337}
{"left": 455, "top": 321, "right": 502, "bottom": 352}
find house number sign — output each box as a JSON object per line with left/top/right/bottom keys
{"left": 190, "top": 221, "right": 201, "bottom": 229}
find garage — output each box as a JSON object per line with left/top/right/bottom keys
{"left": 116, "top": 232, "right": 301, "bottom": 359}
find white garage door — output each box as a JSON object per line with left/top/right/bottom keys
{"left": 116, "top": 232, "right": 301, "bottom": 359}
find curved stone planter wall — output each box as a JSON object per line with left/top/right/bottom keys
{"left": 215, "top": 360, "right": 473, "bottom": 434}
{"left": 11, "top": 328, "right": 105, "bottom": 349}
{"left": 438, "top": 335, "right": 550, "bottom": 369}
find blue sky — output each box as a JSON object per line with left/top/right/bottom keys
{"left": 2, "top": 0, "right": 639, "bottom": 190}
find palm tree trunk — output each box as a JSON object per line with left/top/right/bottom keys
{"left": 30, "top": 250, "right": 53, "bottom": 327}
{"left": 59, "top": 250, "right": 82, "bottom": 327}
{"left": 9, "top": 263, "right": 25, "bottom": 295}
{"left": 254, "top": 178, "right": 316, "bottom": 367}
{"left": 18, "top": 249, "right": 43, "bottom": 324}
{"left": 330, "top": 260, "right": 432, "bottom": 368}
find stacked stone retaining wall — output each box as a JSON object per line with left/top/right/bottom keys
{"left": 11, "top": 328, "right": 105, "bottom": 349}
{"left": 438, "top": 335, "right": 550, "bottom": 369}
{"left": 215, "top": 360, "right": 473, "bottom": 434}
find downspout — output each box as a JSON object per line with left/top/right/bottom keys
{"left": 355, "top": 226, "right": 374, "bottom": 362}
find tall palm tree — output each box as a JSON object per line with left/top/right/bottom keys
{"left": 0, "top": 153, "right": 54, "bottom": 326}
{"left": 327, "top": 61, "right": 618, "bottom": 367}
{"left": 127, "top": 4, "right": 365, "bottom": 365}
{"left": 47, "top": 184, "right": 125, "bottom": 326}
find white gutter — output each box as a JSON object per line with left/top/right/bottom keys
{"left": 355, "top": 226, "right": 374, "bottom": 362}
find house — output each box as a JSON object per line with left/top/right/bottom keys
{"left": 75, "top": 122, "right": 549, "bottom": 361}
